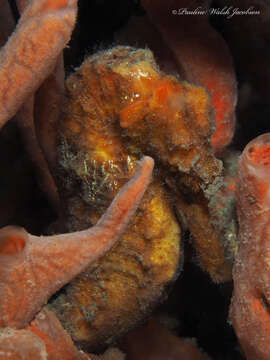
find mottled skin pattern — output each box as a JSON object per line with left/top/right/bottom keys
{"left": 59, "top": 45, "right": 233, "bottom": 284}
{"left": 52, "top": 47, "right": 181, "bottom": 350}
{"left": 116, "top": 5, "right": 238, "bottom": 281}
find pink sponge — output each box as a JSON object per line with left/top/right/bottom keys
{"left": 231, "top": 133, "right": 270, "bottom": 360}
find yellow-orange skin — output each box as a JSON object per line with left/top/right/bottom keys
{"left": 53, "top": 46, "right": 231, "bottom": 350}
{"left": 104, "top": 47, "right": 231, "bottom": 281}
{"left": 53, "top": 47, "right": 181, "bottom": 350}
